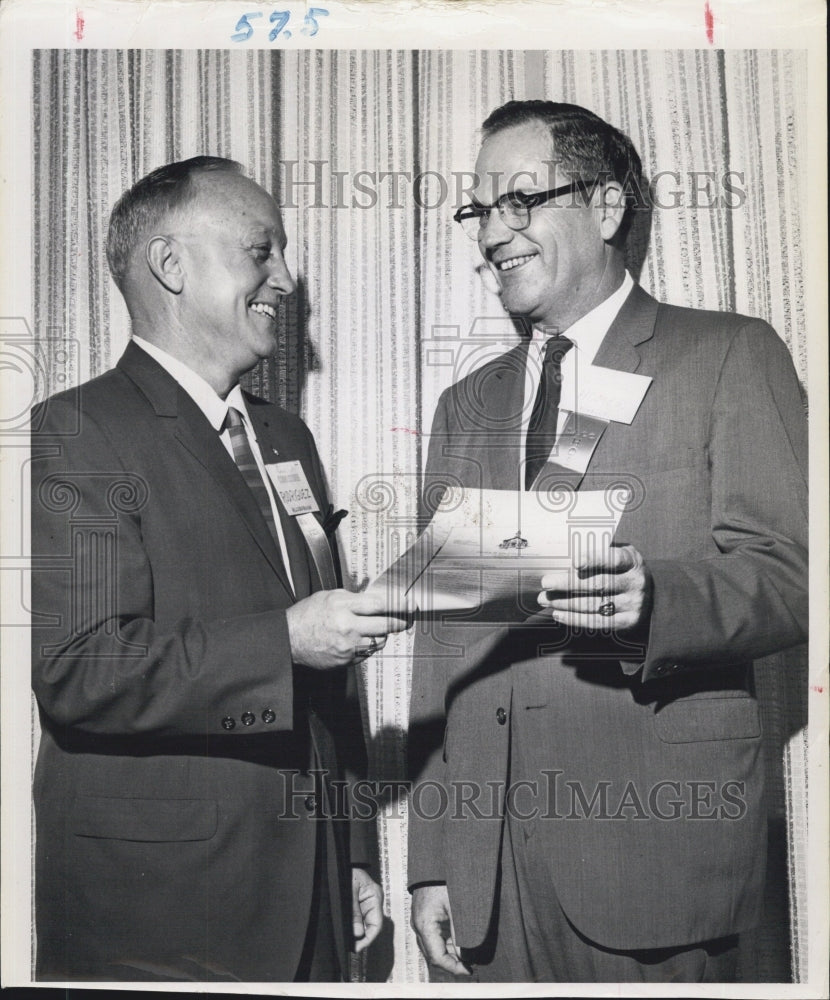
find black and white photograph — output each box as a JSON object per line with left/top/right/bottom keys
{"left": 0, "top": 0, "right": 826, "bottom": 994}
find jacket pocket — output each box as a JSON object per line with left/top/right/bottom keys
{"left": 71, "top": 795, "right": 218, "bottom": 842}
{"left": 654, "top": 695, "right": 761, "bottom": 744}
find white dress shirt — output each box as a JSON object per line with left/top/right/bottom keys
{"left": 131, "top": 336, "right": 295, "bottom": 592}
{"left": 520, "top": 271, "right": 634, "bottom": 467}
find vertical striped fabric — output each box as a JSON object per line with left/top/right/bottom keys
{"left": 31, "top": 47, "right": 808, "bottom": 983}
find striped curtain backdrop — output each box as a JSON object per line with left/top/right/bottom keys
{"left": 31, "top": 47, "right": 808, "bottom": 983}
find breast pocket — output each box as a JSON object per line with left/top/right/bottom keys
{"left": 653, "top": 695, "right": 761, "bottom": 744}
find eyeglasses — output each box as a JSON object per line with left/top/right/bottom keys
{"left": 453, "top": 179, "right": 593, "bottom": 241}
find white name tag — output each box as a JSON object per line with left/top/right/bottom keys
{"left": 560, "top": 364, "right": 652, "bottom": 424}
{"left": 265, "top": 461, "right": 319, "bottom": 515}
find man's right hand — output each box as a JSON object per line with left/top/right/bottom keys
{"left": 286, "top": 589, "right": 409, "bottom": 669}
{"left": 411, "top": 884, "right": 472, "bottom": 977}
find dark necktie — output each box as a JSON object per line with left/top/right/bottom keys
{"left": 525, "top": 337, "right": 573, "bottom": 490}
{"left": 223, "top": 406, "right": 311, "bottom": 598}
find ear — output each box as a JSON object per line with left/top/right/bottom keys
{"left": 146, "top": 235, "right": 184, "bottom": 294}
{"left": 598, "top": 181, "right": 627, "bottom": 243}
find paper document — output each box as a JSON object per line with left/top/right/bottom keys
{"left": 368, "top": 486, "right": 627, "bottom": 617}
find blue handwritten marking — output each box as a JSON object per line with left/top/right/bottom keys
{"left": 231, "top": 6, "right": 329, "bottom": 43}
{"left": 301, "top": 7, "right": 329, "bottom": 36}
{"left": 269, "top": 10, "right": 291, "bottom": 40}
{"left": 231, "top": 11, "right": 263, "bottom": 42}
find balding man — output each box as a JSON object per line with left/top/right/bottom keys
{"left": 31, "top": 156, "right": 401, "bottom": 981}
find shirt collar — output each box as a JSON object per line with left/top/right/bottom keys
{"left": 532, "top": 271, "right": 634, "bottom": 364}
{"left": 131, "top": 335, "right": 245, "bottom": 431}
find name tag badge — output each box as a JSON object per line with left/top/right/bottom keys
{"left": 265, "top": 461, "right": 319, "bottom": 516}
{"left": 554, "top": 412, "right": 609, "bottom": 474}
{"left": 560, "top": 365, "right": 652, "bottom": 424}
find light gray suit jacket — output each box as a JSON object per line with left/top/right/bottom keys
{"left": 408, "top": 285, "right": 808, "bottom": 951}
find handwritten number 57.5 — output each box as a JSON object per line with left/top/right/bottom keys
{"left": 232, "top": 8, "right": 329, "bottom": 42}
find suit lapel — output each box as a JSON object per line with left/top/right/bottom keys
{"left": 591, "top": 283, "right": 659, "bottom": 374}
{"left": 245, "top": 398, "right": 328, "bottom": 529}
{"left": 245, "top": 396, "right": 321, "bottom": 599}
{"left": 245, "top": 399, "right": 313, "bottom": 493}
{"left": 481, "top": 341, "right": 529, "bottom": 490}
{"left": 117, "top": 342, "right": 295, "bottom": 598}
{"left": 570, "top": 284, "right": 660, "bottom": 488}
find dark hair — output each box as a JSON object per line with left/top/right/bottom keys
{"left": 482, "top": 100, "right": 644, "bottom": 214}
{"left": 106, "top": 155, "right": 243, "bottom": 289}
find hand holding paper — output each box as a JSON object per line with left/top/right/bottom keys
{"left": 286, "top": 589, "right": 411, "bottom": 668}
{"left": 368, "top": 487, "right": 629, "bottom": 620}
{"left": 537, "top": 543, "right": 653, "bottom": 632}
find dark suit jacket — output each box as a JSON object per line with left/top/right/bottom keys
{"left": 407, "top": 285, "right": 808, "bottom": 951}
{"left": 30, "top": 341, "right": 374, "bottom": 981}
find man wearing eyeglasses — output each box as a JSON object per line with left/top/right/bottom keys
{"left": 408, "top": 101, "right": 807, "bottom": 982}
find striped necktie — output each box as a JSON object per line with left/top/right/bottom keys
{"left": 223, "top": 406, "right": 311, "bottom": 597}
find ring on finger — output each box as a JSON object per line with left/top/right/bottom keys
{"left": 598, "top": 601, "right": 616, "bottom": 617}
{"left": 354, "top": 637, "right": 379, "bottom": 658}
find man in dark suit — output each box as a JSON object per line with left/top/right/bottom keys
{"left": 408, "top": 101, "right": 808, "bottom": 982}
{"left": 30, "top": 156, "right": 404, "bottom": 981}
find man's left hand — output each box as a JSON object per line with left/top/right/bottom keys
{"left": 351, "top": 867, "right": 383, "bottom": 953}
{"left": 537, "top": 544, "right": 652, "bottom": 632}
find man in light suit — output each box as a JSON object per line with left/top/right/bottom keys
{"left": 31, "top": 156, "right": 404, "bottom": 981}
{"left": 408, "top": 101, "right": 808, "bottom": 982}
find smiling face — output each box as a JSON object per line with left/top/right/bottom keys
{"left": 473, "top": 121, "right": 622, "bottom": 333}
{"left": 172, "top": 170, "right": 296, "bottom": 386}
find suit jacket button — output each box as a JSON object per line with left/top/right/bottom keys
{"left": 669, "top": 663, "right": 682, "bottom": 673}
{"left": 221, "top": 716, "right": 236, "bottom": 730}
{"left": 262, "top": 709, "right": 276, "bottom": 724}
{"left": 654, "top": 665, "right": 668, "bottom": 676}
{"left": 496, "top": 707, "right": 507, "bottom": 725}
{"left": 304, "top": 794, "right": 317, "bottom": 812}
{"left": 241, "top": 711, "right": 255, "bottom": 726}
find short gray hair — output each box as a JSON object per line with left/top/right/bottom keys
{"left": 106, "top": 155, "right": 243, "bottom": 289}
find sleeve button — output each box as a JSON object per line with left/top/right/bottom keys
{"left": 241, "top": 711, "right": 255, "bottom": 726}
{"left": 221, "top": 716, "right": 236, "bottom": 730}
{"left": 496, "top": 707, "right": 507, "bottom": 725}
{"left": 262, "top": 708, "right": 276, "bottom": 724}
